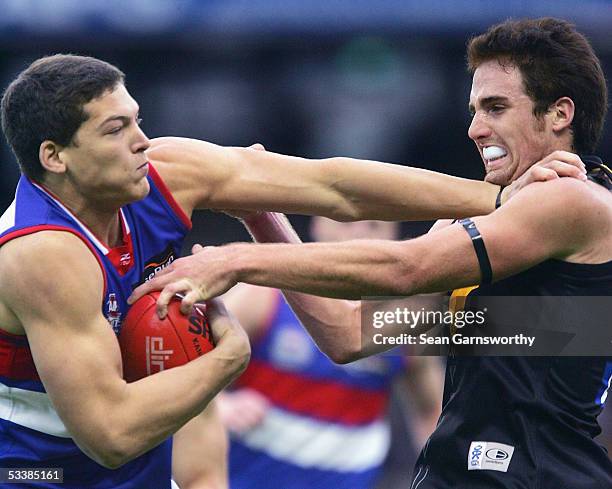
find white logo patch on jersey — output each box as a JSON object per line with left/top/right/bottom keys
{"left": 106, "top": 293, "right": 122, "bottom": 334}
{"left": 269, "top": 327, "right": 314, "bottom": 370}
{"left": 468, "top": 441, "right": 514, "bottom": 473}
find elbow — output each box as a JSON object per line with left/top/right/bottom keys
{"left": 89, "top": 443, "right": 131, "bottom": 470}
{"left": 328, "top": 346, "right": 364, "bottom": 365}
{"left": 323, "top": 302, "right": 364, "bottom": 365}
{"left": 79, "top": 427, "right": 139, "bottom": 470}
{"left": 95, "top": 453, "right": 128, "bottom": 471}
{"left": 320, "top": 158, "right": 363, "bottom": 222}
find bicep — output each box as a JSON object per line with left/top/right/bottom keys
{"left": 0, "top": 233, "right": 125, "bottom": 445}
{"left": 148, "top": 137, "right": 343, "bottom": 217}
{"left": 147, "top": 137, "right": 236, "bottom": 216}
{"left": 412, "top": 179, "right": 597, "bottom": 291}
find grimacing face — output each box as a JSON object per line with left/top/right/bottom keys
{"left": 57, "top": 84, "right": 151, "bottom": 207}
{"left": 468, "top": 60, "right": 561, "bottom": 186}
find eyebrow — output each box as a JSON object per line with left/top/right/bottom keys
{"left": 468, "top": 96, "right": 509, "bottom": 114}
{"left": 97, "top": 108, "right": 140, "bottom": 130}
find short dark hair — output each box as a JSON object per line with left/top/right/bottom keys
{"left": 1, "top": 54, "right": 125, "bottom": 181}
{"left": 467, "top": 17, "right": 608, "bottom": 154}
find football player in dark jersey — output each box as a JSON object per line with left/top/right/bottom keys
{"left": 134, "top": 18, "right": 612, "bottom": 489}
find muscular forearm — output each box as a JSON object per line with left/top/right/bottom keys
{"left": 224, "top": 149, "right": 499, "bottom": 221}
{"left": 228, "top": 238, "right": 411, "bottom": 299}
{"left": 102, "top": 341, "right": 247, "bottom": 467}
{"left": 167, "top": 140, "right": 499, "bottom": 220}
{"left": 320, "top": 157, "right": 500, "bottom": 221}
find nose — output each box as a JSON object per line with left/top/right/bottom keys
{"left": 468, "top": 112, "right": 492, "bottom": 142}
{"left": 133, "top": 124, "right": 151, "bottom": 153}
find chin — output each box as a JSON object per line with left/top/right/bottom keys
{"left": 484, "top": 172, "right": 511, "bottom": 186}
{"left": 123, "top": 179, "right": 150, "bottom": 204}
{"left": 134, "top": 179, "right": 151, "bottom": 201}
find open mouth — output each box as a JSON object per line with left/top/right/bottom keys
{"left": 483, "top": 146, "right": 508, "bottom": 169}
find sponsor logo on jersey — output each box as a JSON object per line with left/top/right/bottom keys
{"left": 119, "top": 252, "right": 132, "bottom": 267}
{"left": 486, "top": 448, "right": 509, "bottom": 460}
{"left": 141, "top": 245, "right": 176, "bottom": 283}
{"left": 468, "top": 441, "right": 514, "bottom": 472}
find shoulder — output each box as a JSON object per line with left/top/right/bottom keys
{"left": 502, "top": 177, "right": 609, "bottom": 227}
{"left": 146, "top": 137, "right": 234, "bottom": 172}
{"left": 0, "top": 231, "right": 104, "bottom": 316}
{"left": 485, "top": 177, "right": 611, "bottom": 260}
{"left": 145, "top": 137, "right": 239, "bottom": 214}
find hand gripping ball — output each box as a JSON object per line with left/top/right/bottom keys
{"left": 119, "top": 292, "right": 215, "bottom": 382}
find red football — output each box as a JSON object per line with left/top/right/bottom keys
{"left": 119, "top": 292, "right": 215, "bottom": 382}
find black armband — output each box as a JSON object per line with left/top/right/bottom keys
{"left": 495, "top": 186, "right": 505, "bottom": 209}
{"left": 458, "top": 218, "right": 493, "bottom": 285}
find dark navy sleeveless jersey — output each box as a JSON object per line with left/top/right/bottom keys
{"left": 0, "top": 164, "right": 191, "bottom": 488}
{"left": 413, "top": 178, "right": 612, "bottom": 488}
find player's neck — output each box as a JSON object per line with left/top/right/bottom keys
{"left": 39, "top": 179, "right": 124, "bottom": 247}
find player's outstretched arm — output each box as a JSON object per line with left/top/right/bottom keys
{"left": 147, "top": 138, "right": 586, "bottom": 222}
{"left": 130, "top": 178, "right": 607, "bottom": 360}
{"left": 0, "top": 232, "right": 250, "bottom": 469}
{"left": 223, "top": 178, "right": 605, "bottom": 297}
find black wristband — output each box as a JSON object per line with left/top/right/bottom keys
{"left": 458, "top": 218, "right": 493, "bottom": 285}
{"left": 495, "top": 186, "right": 505, "bottom": 209}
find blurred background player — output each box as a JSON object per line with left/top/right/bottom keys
{"left": 218, "top": 217, "right": 443, "bottom": 489}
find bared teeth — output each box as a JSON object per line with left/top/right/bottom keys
{"left": 483, "top": 146, "right": 507, "bottom": 161}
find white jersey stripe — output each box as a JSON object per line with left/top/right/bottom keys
{"left": 119, "top": 208, "right": 131, "bottom": 235}
{"left": 0, "top": 383, "right": 71, "bottom": 438}
{"left": 0, "top": 200, "right": 16, "bottom": 234}
{"left": 30, "top": 181, "right": 109, "bottom": 254}
{"left": 237, "top": 406, "right": 390, "bottom": 472}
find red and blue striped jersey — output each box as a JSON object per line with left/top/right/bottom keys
{"left": 0, "top": 165, "right": 191, "bottom": 488}
{"left": 230, "top": 292, "right": 405, "bottom": 489}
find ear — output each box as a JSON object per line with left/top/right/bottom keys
{"left": 39, "top": 140, "right": 67, "bottom": 175}
{"left": 549, "top": 97, "right": 575, "bottom": 133}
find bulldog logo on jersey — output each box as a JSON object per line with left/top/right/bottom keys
{"left": 106, "top": 293, "right": 122, "bottom": 334}
{"left": 140, "top": 245, "right": 176, "bottom": 283}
